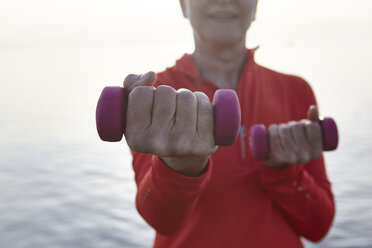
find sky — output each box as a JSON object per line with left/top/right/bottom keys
{"left": 1, "top": 0, "right": 371, "bottom": 47}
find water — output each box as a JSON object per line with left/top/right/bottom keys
{"left": 0, "top": 142, "right": 153, "bottom": 248}
{"left": 0, "top": 43, "right": 164, "bottom": 247}
{"left": 1, "top": 1, "right": 372, "bottom": 247}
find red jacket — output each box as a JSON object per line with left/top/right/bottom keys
{"left": 131, "top": 49, "right": 335, "bottom": 247}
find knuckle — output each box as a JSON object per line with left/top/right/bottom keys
{"left": 268, "top": 124, "right": 277, "bottom": 131}
{"left": 268, "top": 124, "right": 278, "bottom": 139}
{"left": 268, "top": 124, "right": 277, "bottom": 135}
{"left": 278, "top": 123, "right": 288, "bottom": 130}
{"left": 129, "top": 85, "right": 151, "bottom": 98}
{"left": 294, "top": 122, "right": 303, "bottom": 130}
{"left": 304, "top": 121, "right": 312, "bottom": 130}
{"left": 292, "top": 121, "right": 302, "bottom": 127}
{"left": 177, "top": 88, "right": 197, "bottom": 104}
{"left": 300, "top": 119, "right": 311, "bottom": 125}
{"left": 288, "top": 121, "right": 298, "bottom": 127}
{"left": 278, "top": 124, "right": 289, "bottom": 135}
{"left": 196, "top": 91, "right": 209, "bottom": 103}
{"left": 289, "top": 121, "right": 302, "bottom": 132}
{"left": 156, "top": 85, "right": 176, "bottom": 96}
{"left": 196, "top": 92, "right": 213, "bottom": 110}
{"left": 195, "top": 91, "right": 209, "bottom": 102}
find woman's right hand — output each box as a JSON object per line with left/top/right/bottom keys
{"left": 123, "top": 72, "right": 217, "bottom": 177}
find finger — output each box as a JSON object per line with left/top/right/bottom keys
{"left": 278, "top": 123, "right": 296, "bottom": 151}
{"left": 268, "top": 124, "right": 283, "bottom": 158}
{"left": 175, "top": 89, "right": 197, "bottom": 134}
{"left": 195, "top": 91, "right": 214, "bottom": 138}
{"left": 126, "top": 86, "right": 155, "bottom": 136}
{"left": 152, "top": 85, "right": 177, "bottom": 129}
{"left": 303, "top": 120, "right": 323, "bottom": 159}
{"left": 195, "top": 91, "right": 216, "bottom": 153}
{"left": 278, "top": 123, "right": 297, "bottom": 163}
{"left": 289, "top": 121, "right": 311, "bottom": 163}
{"left": 307, "top": 105, "right": 320, "bottom": 122}
{"left": 123, "top": 71, "right": 157, "bottom": 94}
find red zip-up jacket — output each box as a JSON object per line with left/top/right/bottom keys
{"left": 131, "top": 49, "right": 335, "bottom": 248}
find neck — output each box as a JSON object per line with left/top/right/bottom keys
{"left": 191, "top": 37, "right": 247, "bottom": 90}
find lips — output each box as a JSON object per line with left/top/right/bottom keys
{"left": 208, "top": 12, "right": 237, "bottom": 19}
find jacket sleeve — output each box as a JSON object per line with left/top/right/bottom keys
{"left": 259, "top": 78, "right": 335, "bottom": 242}
{"left": 131, "top": 151, "right": 212, "bottom": 235}
{"left": 259, "top": 158, "right": 335, "bottom": 242}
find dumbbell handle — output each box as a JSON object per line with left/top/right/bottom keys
{"left": 249, "top": 118, "right": 339, "bottom": 160}
{"left": 96, "top": 86, "right": 241, "bottom": 146}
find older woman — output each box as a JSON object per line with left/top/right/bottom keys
{"left": 123, "top": 0, "right": 334, "bottom": 247}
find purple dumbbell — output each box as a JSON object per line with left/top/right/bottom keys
{"left": 96, "top": 87, "right": 241, "bottom": 146}
{"left": 249, "top": 118, "right": 339, "bottom": 160}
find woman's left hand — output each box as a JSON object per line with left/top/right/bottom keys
{"left": 263, "top": 105, "right": 323, "bottom": 169}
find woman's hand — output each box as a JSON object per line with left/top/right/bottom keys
{"left": 123, "top": 72, "right": 217, "bottom": 176}
{"left": 262, "top": 106, "right": 323, "bottom": 170}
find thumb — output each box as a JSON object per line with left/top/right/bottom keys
{"left": 307, "top": 105, "right": 320, "bottom": 122}
{"left": 123, "top": 71, "right": 157, "bottom": 94}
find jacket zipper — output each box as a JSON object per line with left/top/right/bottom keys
{"left": 240, "top": 125, "right": 246, "bottom": 160}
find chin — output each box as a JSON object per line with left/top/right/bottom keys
{"left": 205, "top": 32, "right": 244, "bottom": 48}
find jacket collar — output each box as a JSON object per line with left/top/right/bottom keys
{"left": 173, "top": 47, "right": 258, "bottom": 81}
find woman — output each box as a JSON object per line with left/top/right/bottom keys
{"left": 123, "top": 0, "right": 335, "bottom": 247}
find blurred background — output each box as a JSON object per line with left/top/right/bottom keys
{"left": 1, "top": 0, "right": 371, "bottom": 247}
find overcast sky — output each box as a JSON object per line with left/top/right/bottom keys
{"left": 1, "top": 0, "right": 371, "bottom": 47}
